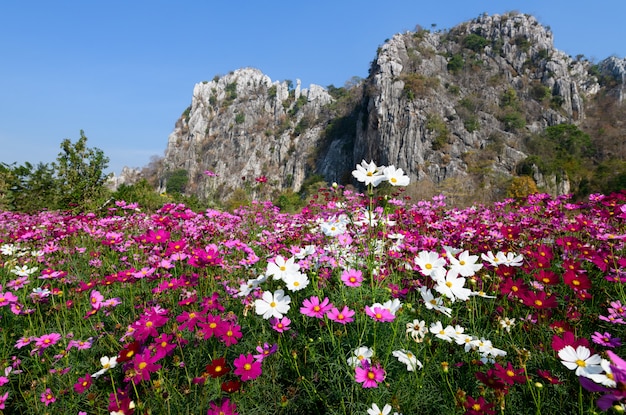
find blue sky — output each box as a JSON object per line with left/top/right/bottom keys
{"left": 1, "top": 0, "right": 625, "bottom": 175}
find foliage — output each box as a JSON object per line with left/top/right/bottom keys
{"left": 426, "top": 114, "right": 449, "bottom": 150}
{"left": 288, "top": 95, "right": 308, "bottom": 117}
{"left": 447, "top": 53, "right": 465, "bottom": 73}
{"left": 53, "top": 131, "right": 111, "bottom": 211}
{"left": 274, "top": 188, "right": 304, "bottom": 212}
{"left": 112, "top": 179, "right": 170, "bottom": 211}
{"left": 225, "top": 82, "right": 238, "bottom": 102}
{"left": 401, "top": 73, "right": 439, "bottom": 100}
{"left": 506, "top": 175, "right": 539, "bottom": 199}
{"left": 499, "top": 110, "right": 526, "bottom": 132}
{"left": 462, "top": 33, "right": 488, "bottom": 52}
{"left": 165, "top": 169, "right": 189, "bottom": 195}
{"left": 234, "top": 113, "right": 245, "bottom": 124}
{"left": 530, "top": 83, "right": 551, "bottom": 102}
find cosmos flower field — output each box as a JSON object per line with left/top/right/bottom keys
{"left": 0, "top": 162, "right": 625, "bottom": 414}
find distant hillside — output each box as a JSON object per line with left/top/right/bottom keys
{"left": 128, "top": 11, "right": 626, "bottom": 205}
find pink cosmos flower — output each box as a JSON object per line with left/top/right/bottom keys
{"left": 0, "top": 291, "right": 18, "bottom": 307}
{"left": 233, "top": 353, "right": 262, "bottom": 381}
{"left": 365, "top": 306, "right": 396, "bottom": 323}
{"left": 253, "top": 343, "right": 278, "bottom": 362}
{"left": 300, "top": 296, "right": 333, "bottom": 319}
{"left": 271, "top": 317, "right": 291, "bottom": 333}
{"left": 207, "top": 398, "right": 237, "bottom": 415}
{"left": 354, "top": 361, "right": 385, "bottom": 388}
{"left": 326, "top": 305, "right": 355, "bottom": 325}
{"left": 14, "top": 336, "right": 32, "bottom": 349}
{"left": 40, "top": 388, "right": 55, "bottom": 406}
{"left": 0, "top": 391, "right": 8, "bottom": 410}
{"left": 35, "top": 333, "right": 62, "bottom": 349}
{"left": 69, "top": 337, "right": 93, "bottom": 351}
{"left": 340, "top": 269, "right": 363, "bottom": 287}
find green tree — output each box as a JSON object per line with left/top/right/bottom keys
{"left": 165, "top": 169, "right": 189, "bottom": 195}
{"left": 53, "top": 131, "right": 110, "bottom": 211}
{"left": 0, "top": 162, "right": 57, "bottom": 212}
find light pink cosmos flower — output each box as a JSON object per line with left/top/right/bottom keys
{"left": 341, "top": 269, "right": 363, "bottom": 287}
{"left": 365, "top": 306, "right": 395, "bottom": 323}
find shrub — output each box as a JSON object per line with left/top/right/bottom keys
{"left": 447, "top": 53, "right": 465, "bottom": 73}
{"left": 463, "top": 33, "right": 488, "bottom": 52}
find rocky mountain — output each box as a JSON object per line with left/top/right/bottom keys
{"left": 154, "top": 12, "right": 626, "bottom": 204}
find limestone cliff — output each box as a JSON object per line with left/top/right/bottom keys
{"left": 159, "top": 68, "right": 334, "bottom": 200}
{"left": 156, "top": 12, "right": 625, "bottom": 203}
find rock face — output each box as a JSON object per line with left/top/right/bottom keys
{"left": 156, "top": 12, "right": 623, "bottom": 202}
{"left": 355, "top": 13, "right": 595, "bottom": 194}
{"left": 160, "top": 68, "right": 334, "bottom": 200}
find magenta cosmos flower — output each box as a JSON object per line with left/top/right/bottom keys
{"left": 341, "top": 269, "right": 363, "bottom": 287}
{"left": 300, "top": 296, "right": 333, "bottom": 319}
{"left": 233, "top": 353, "right": 262, "bottom": 381}
{"left": 207, "top": 398, "right": 237, "bottom": 415}
{"left": 40, "top": 388, "right": 55, "bottom": 406}
{"left": 326, "top": 305, "right": 355, "bottom": 325}
{"left": 355, "top": 361, "right": 385, "bottom": 388}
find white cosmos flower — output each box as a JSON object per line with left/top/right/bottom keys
{"left": 266, "top": 255, "right": 300, "bottom": 282}
{"left": 254, "top": 289, "right": 291, "bottom": 320}
{"left": 352, "top": 160, "right": 386, "bottom": 187}
{"left": 367, "top": 403, "right": 393, "bottom": 415}
{"left": 558, "top": 345, "right": 603, "bottom": 377}
{"left": 383, "top": 165, "right": 410, "bottom": 186}
{"left": 392, "top": 349, "right": 422, "bottom": 371}
{"left": 284, "top": 271, "right": 310, "bottom": 292}
{"left": 448, "top": 250, "right": 483, "bottom": 277}
{"left": 587, "top": 359, "right": 617, "bottom": 387}
{"left": 429, "top": 321, "right": 455, "bottom": 342}
{"left": 347, "top": 346, "right": 374, "bottom": 368}
{"left": 319, "top": 216, "right": 348, "bottom": 236}
{"left": 92, "top": 355, "right": 118, "bottom": 378}
{"left": 433, "top": 269, "right": 472, "bottom": 302}
{"left": 419, "top": 287, "right": 452, "bottom": 317}
{"left": 414, "top": 250, "right": 447, "bottom": 279}
{"left": 236, "top": 278, "right": 260, "bottom": 297}
{"left": 406, "top": 319, "right": 427, "bottom": 342}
